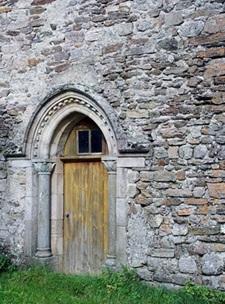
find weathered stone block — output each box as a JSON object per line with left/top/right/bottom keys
{"left": 127, "top": 109, "right": 149, "bottom": 118}
{"left": 157, "top": 38, "right": 178, "bottom": 50}
{"left": 193, "top": 144, "right": 208, "bottom": 159}
{"left": 214, "top": 76, "right": 225, "bottom": 85}
{"left": 148, "top": 214, "right": 163, "bottom": 228}
{"left": 154, "top": 147, "right": 168, "bottom": 159}
{"left": 198, "top": 47, "right": 225, "bottom": 59}
{"left": 189, "top": 226, "right": 220, "bottom": 235}
{"left": 205, "top": 58, "right": 225, "bottom": 77}
{"left": 31, "top": 0, "right": 56, "bottom": 5}
{"left": 204, "top": 14, "right": 225, "bottom": 34}
{"left": 153, "top": 171, "right": 176, "bottom": 182}
{"left": 179, "top": 145, "right": 193, "bottom": 159}
{"left": 212, "top": 91, "right": 225, "bottom": 104}
{"left": 127, "top": 184, "right": 138, "bottom": 198}
{"left": 150, "top": 248, "right": 175, "bottom": 258}
{"left": 166, "top": 189, "right": 192, "bottom": 197}
{"left": 190, "top": 32, "right": 225, "bottom": 45}
{"left": 201, "top": 253, "right": 224, "bottom": 275}
{"left": 171, "top": 224, "right": 188, "bottom": 236}
{"left": 168, "top": 146, "right": 179, "bottom": 159}
{"left": 179, "top": 256, "right": 197, "bottom": 274}
{"left": 117, "top": 158, "right": 145, "bottom": 168}
{"left": 165, "top": 11, "right": 183, "bottom": 26}
{"left": 188, "top": 241, "right": 209, "bottom": 256}
{"left": 116, "top": 22, "right": 133, "bottom": 36}
{"left": 0, "top": 7, "right": 12, "bottom": 14}
{"left": 179, "top": 20, "right": 204, "bottom": 37}
{"left": 0, "top": 180, "right": 6, "bottom": 192}
{"left": 187, "top": 198, "right": 208, "bottom": 205}
{"left": 135, "top": 195, "right": 152, "bottom": 206}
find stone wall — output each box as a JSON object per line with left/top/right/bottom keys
{"left": 1, "top": 0, "right": 225, "bottom": 289}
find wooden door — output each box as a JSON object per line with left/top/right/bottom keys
{"left": 62, "top": 117, "right": 108, "bottom": 274}
{"left": 63, "top": 160, "right": 108, "bottom": 275}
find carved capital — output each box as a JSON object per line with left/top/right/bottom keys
{"left": 102, "top": 157, "right": 117, "bottom": 173}
{"left": 33, "top": 160, "right": 55, "bottom": 174}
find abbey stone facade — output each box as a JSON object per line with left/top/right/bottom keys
{"left": 1, "top": 0, "right": 225, "bottom": 289}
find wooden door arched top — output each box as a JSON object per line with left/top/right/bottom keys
{"left": 62, "top": 117, "right": 108, "bottom": 159}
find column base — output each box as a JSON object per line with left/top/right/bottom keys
{"left": 104, "top": 255, "right": 116, "bottom": 268}
{"left": 35, "top": 248, "right": 52, "bottom": 258}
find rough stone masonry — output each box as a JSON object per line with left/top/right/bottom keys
{"left": 1, "top": 0, "right": 225, "bottom": 290}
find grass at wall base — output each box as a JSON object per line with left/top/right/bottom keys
{"left": 0, "top": 255, "right": 224, "bottom": 304}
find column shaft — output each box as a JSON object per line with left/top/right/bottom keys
{"left": 102, "top": 157, "right": 117, "bottom": 267}
{"left": 33, "top": 161, "right": 55, "bottom": 258}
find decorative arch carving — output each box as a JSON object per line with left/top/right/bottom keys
{"left": 25, "top": 90, "right": 121, "bottom": 159}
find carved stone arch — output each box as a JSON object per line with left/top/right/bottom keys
{"left": 25, "top": 90, "right": 122, "bottom": 159}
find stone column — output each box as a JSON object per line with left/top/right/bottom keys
{"left": 33, "top": 160, "right": 55, "bottom": 258}
{"left": 102, "top": 156, "right": 117, "bottom": 267}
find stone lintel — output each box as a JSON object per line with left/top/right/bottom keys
{"left": 117, "top": 157, "right": 145, "bottom": 168}
{"left": 118, "top": 139, "right": 150, "bottom": 153}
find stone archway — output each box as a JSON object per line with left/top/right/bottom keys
{"left": 25, "top": 89, "right": 120, "bottom": 271}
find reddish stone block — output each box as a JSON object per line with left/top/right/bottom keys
{"left": 209, "top": 170, "right": 225, "bottom": 178}
{"left": 214, "top": 76, "right": 225, "bottom": 85}
{"left": 208, "top": 183, "right": 225, "bottom": 198}
{"left": 212, "top": 105, "right": 225, "bottom": 114}
{"left": 135, "top": 195, "right": 151, "bottom": 206}
{"left": 213, "top": 214, "right": 225, "bottom": 223}
{"left": 28, "top": 58, "right": 40, "bottom": 68}
{"left": 212, "top": 92, "right": 225, "bottom": 105}
{"left": 177, "top": 171, "right": 185, "bottom": 180}
{"left": 103, "top": 43, "right": 123, "bottom": 54}
{"left": 55, "top": 63, "right": 69, "bottom": 73}
{"left": 159, "top": 224, "right": 171, "bottom": 235}
{"left": 187, "top": 198, "right": 208, "bottom": 205}
{"left": 195, "top": 205, "right": 215, "bottom": 215}
{"left": 178, "top": 208, "right": 191, "bottom": 216}
{"left": 189, "top": 226, "right": 220, "bottom": 235}
{"left": 190, "top": 32, "right": 225, "bottom": 45}
{"left": 204, "top": 15, "right": 225, "bottom": 34}
{"left": 204, "top": 58, "right": 225, "bottom": 77}
{"left": 0, "top": 7, "right": 12, "bottom": 14}
{"left": 213, "top": 243, "right": 225, "bottom": 252}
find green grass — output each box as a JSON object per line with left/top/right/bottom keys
{"left": 0, "top": 266, "right": 225, "bottom": 304}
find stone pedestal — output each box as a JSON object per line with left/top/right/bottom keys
{"left": 33, "top": 160, "right": 55, "bottom": 258}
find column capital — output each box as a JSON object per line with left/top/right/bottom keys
{"left": 33, "top": 160, "right": 55, "bottom": 174}
{"left": 102, "top": 156, "right": 117, "bottom": 173}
